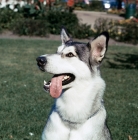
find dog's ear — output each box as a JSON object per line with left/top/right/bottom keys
{"left": 61, "top": 28, "right": 71, "bottom": 45}
{"left": 57, "top": 28, "right": 71, "bottom": 53}
{"left": 88, "top": 32, "right": 109, "bottom": 65}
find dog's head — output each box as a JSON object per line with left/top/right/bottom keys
{"left": 36, "top": 28, "right": 109, "bottom": 98}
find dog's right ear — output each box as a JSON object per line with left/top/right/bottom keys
{"left": 88, "top": 32, "right": 109, "bottom": 66}
{"left": 61, "top": 28, "right": 71, "bottom": 45}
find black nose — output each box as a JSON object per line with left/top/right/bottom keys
{"left": 36, "top": 56, "right": 47, "bottom": 67}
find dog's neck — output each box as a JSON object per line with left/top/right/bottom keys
{"left": 55, "top": 76, "right": 105, "bottom": 124}
{"left": 55, "top": 99, "right": 104, "bottom": 125}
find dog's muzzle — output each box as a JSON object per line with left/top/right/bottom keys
{"left": 36, "top": 56, "right": 47, "bottom": 72}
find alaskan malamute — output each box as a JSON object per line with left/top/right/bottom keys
{"left": 36, "top": 28, "right": 111, "bottom": 140}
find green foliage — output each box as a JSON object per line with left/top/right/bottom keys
{"left": 116, "top": 21, "right": 138, "bottom": 44}
{"left": 22, "top": 4, "right": 41, "bottom": 18}
{"left": 88, "top": 1, "right": 104, "bottom": 11}
{"left": 0, "top": 24, "right": 2, "bottom": 33}
{"left": 20, "top": 1, "right": 46, "bottom": 18}
{"left": 71, "top": 24, "right": 94, "bottom": 39}
{"left": 94, "top": 18, "right": 138, "bottom": 44}
{"left": 0, "top": 39, "right": 138, "bottom": 139}
{"left": 10, "top": 9, "right": 93, "bottom": 38}
{"left": 45, "top": 11, "right": 94, "bottom": 38}
{"left": 0, "top": 8, "right": 23, "bottom": 29}
{"left": 74, "top": 2, "right": 87, "bottom": 9}
{"left": 0, "top": 1, "right": 109, "bottom": 40}
{"left": 11, "top": 18, "right": 50, "bottom": 36}
{"left": 75, "top": 1, "right": 104, "bottom": 11}
{"left": 94, "top": 18, "right": 118, "bottom": 38}
{"left": 1, "top": 1, "right": 138, "bottom": 43}
{"left": 45, "top": 11, "right": 79, "bottom": 34}
{"left": 0, "top": 4, "right": 93, "bottom": 39}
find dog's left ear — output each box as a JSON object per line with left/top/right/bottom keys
{"left": 61, "top": 28, "right": 71, "bottom": 45}
{"left": 88, "top": 32, "right": 109, "bottom": 65}
{"left": 57, "top": 28, "right": 72, "bottom": 53}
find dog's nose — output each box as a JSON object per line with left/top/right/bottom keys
{"left": 36, "top": 56, "right": 47, "bottom": 67}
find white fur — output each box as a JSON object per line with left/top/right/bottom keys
{"left": 41, "top": 45, "right": 108, "bottom": 140}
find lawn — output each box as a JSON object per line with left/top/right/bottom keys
{"left": 0, "top": 38, "right": 138, "bottom": 140}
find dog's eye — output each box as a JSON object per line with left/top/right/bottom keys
{"left": 66, "top": 52, "right": 74, "bottom": 57}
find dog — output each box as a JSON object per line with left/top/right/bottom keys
{"left": 36, "top": 28, "right": 111, "bottom": 140}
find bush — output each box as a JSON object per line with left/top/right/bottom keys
{"left": 88, "top": 1, "right": 104, "bottom": 11}
{"left": 20, "top": 1, "right": 46, "bottom": 19}
{"left": 11, "top": 19, "right": 50, "bottom": 36}
{"left": 116, "top": 20, "right": 138, "bottom": 44}
{"left": 94, "top": 18, "right": 117, "bottom": 36}
{"left": 75, "top": 1, "right": 104, "bottom": 11}
{"left": 45, "top": 11, "right": 79, "bottom": 34}
{"left": 2, "top": 7, "right": 93, "bottom": 39}
{"left": 0, "top": 2, "right": 94, "bottom": 39}
{"left": 0, "top": 8, "right": 23, "bottom": 30}
{"left": 0, "top": 25, "right": 2, "bottom": 33}
{"left": 94, "top": 18, "right": 138, "bottom": 44}
{"left": 71, "top": 24, "right": 94, "bottom": 39}
{"left": 44, "top": 11, "right": 94, "bottom": 38}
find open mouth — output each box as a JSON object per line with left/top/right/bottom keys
{"left": 43, "top": 73, "right": 75, "bottom": 98}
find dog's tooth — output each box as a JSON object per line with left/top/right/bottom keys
{"left": 64, "top": 76, "right": 68, "bottom": 79}
{"left": 62, "top": 75, "right": 70, "bottom": 81}
{"left": 64, "top": 77, "right": 67, "bottom": 80}
{"left": 66, "top": 76, "right": 69, "bottom": 79}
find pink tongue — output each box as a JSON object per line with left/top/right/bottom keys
{"left": 50, "top": 75, "right": 64, "bottom": 98}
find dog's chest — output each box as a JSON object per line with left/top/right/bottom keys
{"left": 55, "top": 90, "right": 95, "bottom": 123}
{"left": 54, "top": 77, "right": 105, "bottom": 124}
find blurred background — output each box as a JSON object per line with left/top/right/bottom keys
{"left": 0, "top": 0, "right": 138, "bottom": 44}
{"left": 0, "top": 0, "right": 138, "bottom": 140}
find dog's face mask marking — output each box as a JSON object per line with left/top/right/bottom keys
{"left": 36, "top": 28, "right": 109, "bottom": 98}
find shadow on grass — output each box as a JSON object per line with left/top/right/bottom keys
{"left": 106, "top": 53, "right": 138, "bottom": 69}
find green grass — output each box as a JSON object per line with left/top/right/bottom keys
{"left": 0, "top": 38, "right": 138, "bottom": 140}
